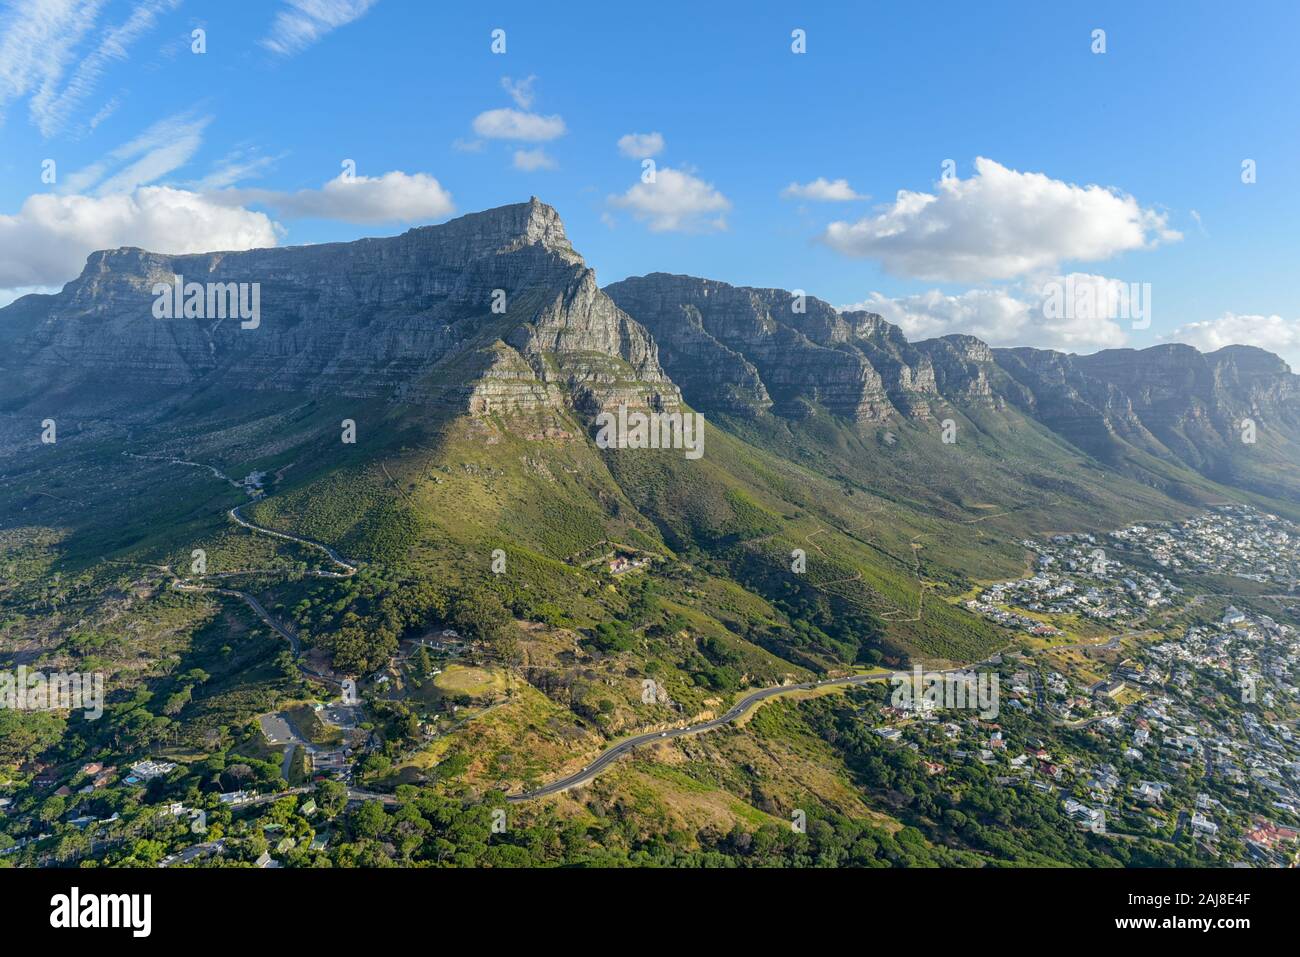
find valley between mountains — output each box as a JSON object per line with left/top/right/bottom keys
{"left": 3, "top": 199, "right": 1300, "bottom": 867}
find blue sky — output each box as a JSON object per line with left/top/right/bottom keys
{"left": 3, "top": 1, "right": 1300, "bottom": 364}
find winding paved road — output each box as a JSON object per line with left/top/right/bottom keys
{"left": 170, "top": 504, "right": 360, "bottom": 686}
{"left": 141, "top": 453, "right": 1004, "bottom": 813}
{"left": 174, "top": 577, "right": 346, "bottom": 688}
{"left": 173, "top": 581, "right": 303, "bottom": 653}
{"left": 229, "top": 504, "right": 357, "bottom": 577}
{"left": 505, "top": 666, "right": 981, "bottom": 802}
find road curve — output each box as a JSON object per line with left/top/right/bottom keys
{"left": 229, "top": 503, "right": 357, "bottom": 577}
{"left": 170, "top": 501, "right": 358, "bottom": 669}
{"left": 505, "top": 667, "right": 977, "bottom": 802}
{"left": 173, "top": 579, "right": 344, "bottom": 687}
{"left": 122, "top": 450, "right": 357, "bottom": 578}
{"left": 155, "top": 462, "right": 990, "bottom": 809}
{"left": 173, "top": 581, "right": 303, "bottom": 653}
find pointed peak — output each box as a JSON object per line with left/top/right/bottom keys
{"left": 428, "top": 197, "right": 577, "bottom": 263}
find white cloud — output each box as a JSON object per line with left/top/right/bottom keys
{"left": 0, "top": 0, "right": 104, "bottom": 129}
{"left": 471, "top": 107, "right": 566, "bottom": 142}
{"left": 87, "top": 93, "right": 120, "bottom": 130}
{"left": 821, "top": 157, "right": 1179, "bottom": 282}
{"left": 262, "top": 0, "right": 379, "bottom": 55}
{"left": 1168, "top": 313, "right": 1300, "bottom": 369}
{"left": 617, "top": 132, "right": 664, "bottom": 158}
{"left": 608, "top": 167, "right": 731, "bottom": 233}
{"left": 781, "top": 177, "right": 864, "bottom": 201}
{"left": 841, "top": 273, "right": 1133, "bottom": 353}
{"left": 501, "top": 75, "right": 536, "bottom": 109}
{"left": 221, "top": 170, "right": 454, "bottom": 224}
{"left": 94, "top": 115, "right": 210, "bottom": 194}
{"left": 191, "top": 147, "right": 281, "bottom": 190}
{"left": 0, "top": 186, "right": 279, "bottom": 289}
{"left": 30, "top": 0, "right": 179, "bottom": 137}
{"left": 61, "top": 112, "right": 211, "bottom": 195}
{"left": 512, "top": 148, "right": 556, "bottom": 172}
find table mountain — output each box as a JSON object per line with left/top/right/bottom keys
{"left": 4, "top": 198, "right": 1298, "bottom": 507}
{"left": 0, "top": 197, "right": 678, "bottom": 418}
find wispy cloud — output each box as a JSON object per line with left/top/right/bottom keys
{"left": 501, "top": 75, "right": 536, "bottom": 109}
{"left": 781, "top": 177, "right": 865, "bottom": 201}
{"left": 261, "top": 0, "right": 379, "bottom": 56}
{"left": 62, "top": 111, "right": 212, "bottom": 194}
{"left": 30, "top": 0, "right": 180, "bottom": 137}
{"left": 190, "top": 146, "right": 284, "bottom": 190}
{"left": 87, "top": 93, "right": 122, "bottom": 130}
{"left": 0, "top": 0, "right": 106, "bottom": 130}
{"left": 513, "top": 148, "right": 556, "bottom": 172}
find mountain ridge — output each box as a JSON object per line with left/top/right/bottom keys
{"left": 604, "top": 270, "right": 1300, "bottom": 507}
{"left": 3, "top": 198, "right": 1299, "bottom": 508}
{"left": 3, "top": 201, "right": 1291, "bottom": 412}
{"left": 0, "top": 197, "right": 677, "bottom": 418}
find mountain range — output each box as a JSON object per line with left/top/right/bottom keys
{"left": 4, "top": 197, "right": 1300, "bottom": 863}
{"left": 4, "top": 197, "right": 1296, "bottom": 513}
{"left": 4, "top": 199, "right": 1300, "bottom": 670}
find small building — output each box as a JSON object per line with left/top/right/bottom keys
{"left": 1090, "top": 679, "right": 1126, "bottom": 700}
{"left": 129, "top": 760, "right": 177, "bottom": 780}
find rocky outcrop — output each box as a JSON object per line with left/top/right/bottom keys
{"left": 993, "top": 343, "right": 1300, "bottom": 487}
{"left": 607, "top": 274, "right": 1057, "bottom": 421}
{"left": 913, "top": 335, "right": 1001, "bottom": 408}
{"left": 6, "top": 196, "right": 1300, "bottom": 502}
{"left": 0, "top": 198, "right": 678, "bottom": 418}
{"left": 992, "top": 346, "right": 1148, "bottom": 461}
{"left": 604, "top": 269, "right": 1300, "bottom": 502}
{"left": 604, "top": 274, "right": 931, "bottom": 421}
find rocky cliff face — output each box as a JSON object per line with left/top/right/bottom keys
{"left": 604, "top": 270, "right": 1300, "bottom": 502}
{"left": 994, "top": 343, "right": 1300, "bottom": 481}
{"left": 0, "top": 198, "right": 678, "bottom": 418}
{"left": 603, "top": 274, "right": 942, "bottom": 421}
{"left": 990, "top": 346, "right": 1143, "bottom": 461}
{"left": 5, "top": 197, "right": 1298, "bottom": 502}
{"left": 603, "top": 274, "right": 1026, "bottom": 421}
{"left": 965, "top": 329, "right": 1300, "bottom": 502}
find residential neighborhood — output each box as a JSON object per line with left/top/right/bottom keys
{"left": 875, "top": 506, "right": 1300, "bottom": 866}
